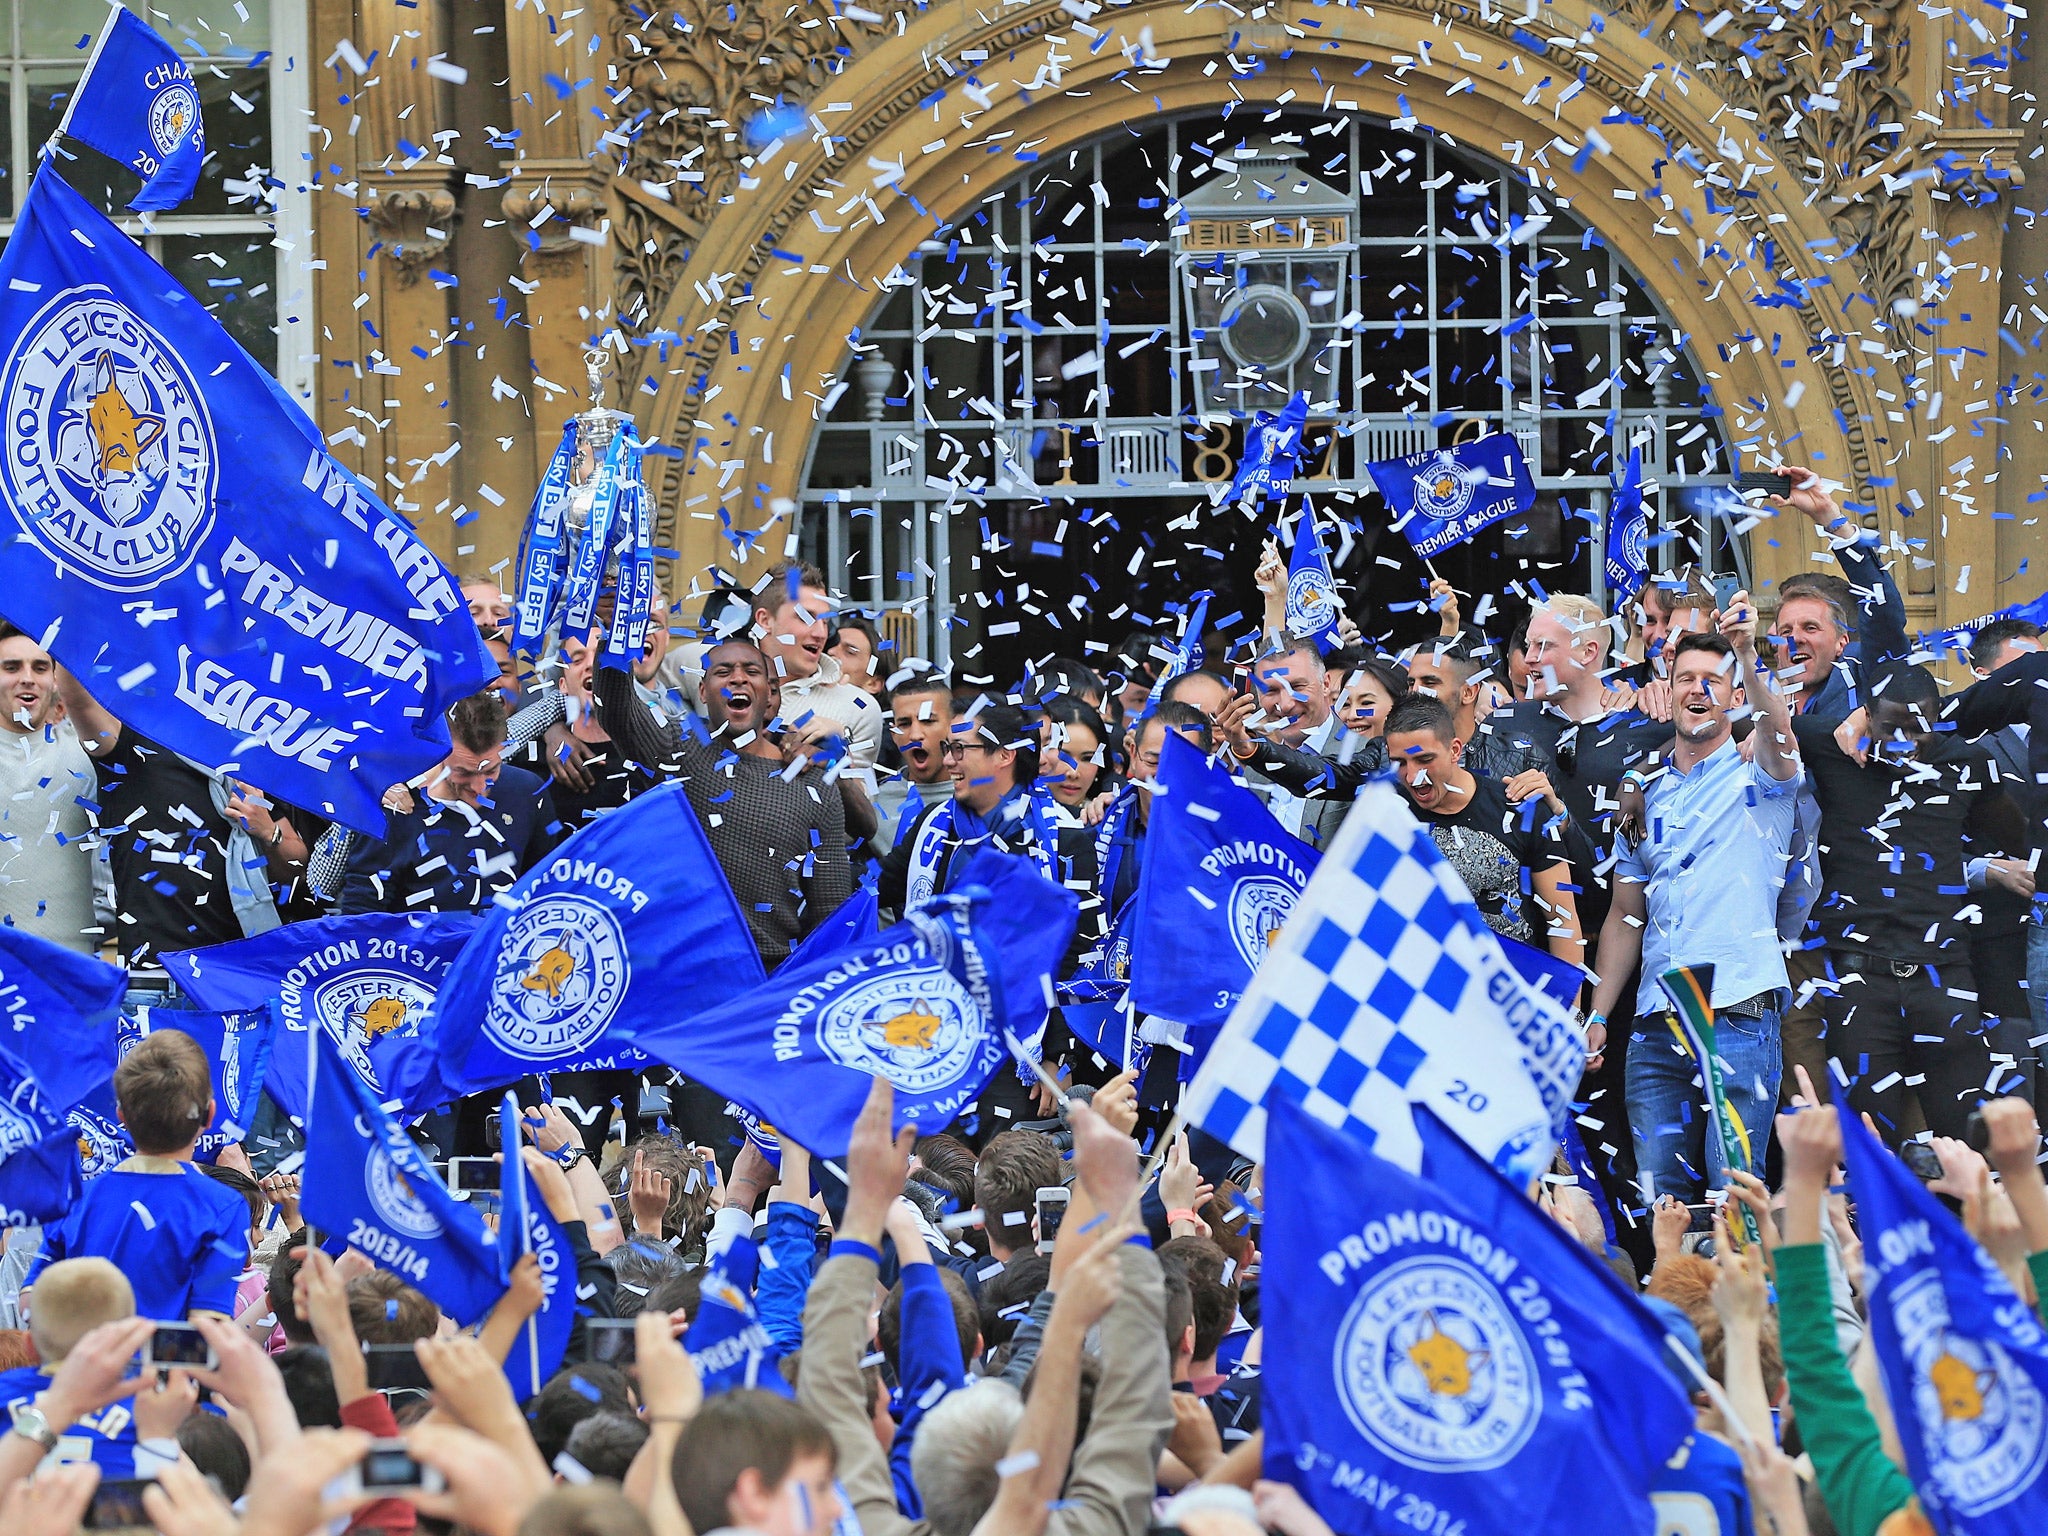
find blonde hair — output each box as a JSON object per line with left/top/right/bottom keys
{"left": 1539, "top": 593, "right": 1607, "bottom": 636}
{"left": 27, "top": 1258, "right": 134, "bottom": 1362}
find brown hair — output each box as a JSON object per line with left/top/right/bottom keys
{"left": 347, "top": 1272, "right": 441, "bottom": 1344}
{"left": 1645, "top": 1255, "right": 1717, "bottom": 1326}
{"left": 0, "top": 1330, "right": 35, "bottom": 1372}
{"left": 447, "top": 690, "right": 509, "bottom": 755}
{"left": 878, "top": 1264, "right": 979, "bottom": 1372}
{"left": 114, "top": 1030, "right": 212, "bottom": 1154}
{"left": 755, "top": 559, "right": 830, "bottom": 615}
{"left": 516, "top": 1484, "right": 653, "bottom": 1536}
{"left": 670, "top": 1389, "right": 834, "bottom": 1535}
{"left": 973, "top": 1131, "right": 1061, "bottom": 1255}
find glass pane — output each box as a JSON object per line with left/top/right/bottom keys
{"left": 160, "top": 231, "right": 277, "bottom": 370}
{"left": 143, "top": 2, "right": 273, "bottom": 57}
{"left": 23, "top": 2, "right": 109, "bottom": 59}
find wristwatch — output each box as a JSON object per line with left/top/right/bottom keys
{"left": 553, "top": 1145, "right": 586, "bottom": 1170}
{"left": 10, "top": 1402, "right": 58, "bottom": 1452}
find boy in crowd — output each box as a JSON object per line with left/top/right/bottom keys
{"left": 26, "top": 1033, "right": 251, "bottom": 1322}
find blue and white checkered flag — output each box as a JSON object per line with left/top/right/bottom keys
{"left": 1182, "top": 780, "right": 1586, "bottom": 1184}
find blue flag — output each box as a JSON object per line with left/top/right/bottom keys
{"left": 618, "top": 853, "right": 1076, "bottom": 1153}
{"left": 0, "top": 927, "right": 125, "bottom": 1116}
{"left": 0, "top": 168, "right": 496, "bottom": 836}
{"left": 1059, "top": 897, "right": 1142, "bottom": 1071}
{"left": 164, "top": 913, "right": 477, "bottom": 1124}
{"left": 0, "top": 1047, "right": 86, "bottom": 1225}
{"left": 1183, "top": 779, "right": 1586, "bottom": 1184}
{"left": 1131, "top": 733, "right": 1318, "bottom": 1029}
{"left": 301, "top": 1027, "right": 503, "bottom": 1327}
{"left": 497, "top": 1094, "right": 576, "bottom": 1402}
{"left": 1496, "top": 930, "right": 1587, "bottom": 1013}
{"left": 1840, "top": 1107, "right": 2048, "bottom": 1531}
{"left": 1262, "top": 1095, "right": 1690, "bottom": 1535}
{"left": 1605, "top": 447, "right": 1647, "bottom": 601}
{"left": 788, "top": 888, "right": 880, "bottom": 966}
{"left": 1367, "top": 435, "right": 1536, "bottom": 559}
{"left": 119, "top": 1005, "right": 277, "bottom": 1162}
{"left": 1284, "top": 508, "right": 1343, "bottom": 653}
{"left": 433, "top": 782, "right": 765, "bottom": 1094}
{"left": 685, "top": 1231, "right": 794, "bottom": 1399}
{"left": 1918, "top": 589, "right": 2048, "bottom": 668}
{"left": 56, "top": 9, "right": 206, "bottom": 212}
{"left": 1145, "top": 591, "right": 1212, "bottom": 708}
{"left": 68, "top": 1084, "right": 132, "bottom": 1184}
{"left": 1227, "top": 391, "right": 1310, "bottom": 507}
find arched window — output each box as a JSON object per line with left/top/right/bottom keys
{"left": 800, "top": 112, "right": 1741, "bottom": 679}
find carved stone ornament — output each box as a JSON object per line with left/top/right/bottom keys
{"left": 604, "top": 0, "right": 890, "bottom": 348}
{"left": 363, "top": 184, "right": 459, "bottom": 286}
{"left": 501, "top": 179, "right": 611, "bottom": 276}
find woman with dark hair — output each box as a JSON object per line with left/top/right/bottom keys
{"left": 1335, "top": 654, "right": 1411, "bottom": 742}
{"left": 1035, "top": 694, "right": 1114, "bottom": 811}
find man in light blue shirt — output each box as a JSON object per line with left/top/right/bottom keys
{"left": 1589, "top": 596, "right": 1801, "bottom": 1204}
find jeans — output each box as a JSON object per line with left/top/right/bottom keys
{"left": 1821, "top": 952, "right": 1990, "bottom": 1147}
{"left": 1626, "top": 997, "right": 1783, "bottom": 1205}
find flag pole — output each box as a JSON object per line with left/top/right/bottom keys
{"left": 48, "top": 1, "right": 124, "bottom": 154}
{"left": 301, "top": 1018, "right": 320, "bottom": 1253}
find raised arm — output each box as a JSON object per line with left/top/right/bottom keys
{"left": 1725, "top": 591, "right": 1799, "bottom": 783}
{"left": 1768, "top": 466, "right": 1908, "bottom": 667}
{"left": 53, "top": 665, "right": 121, "bottom": 756}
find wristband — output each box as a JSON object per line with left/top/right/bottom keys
{"left": 1166, "top": 1207, "right": 1201, "bottom": 1228}
{"left": 1586, "top": 1012, "right": 1607, "bottom": 1031}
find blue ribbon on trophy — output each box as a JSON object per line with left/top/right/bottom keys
{"left": 510, "top": 348, "right": 655, "bottom": 664}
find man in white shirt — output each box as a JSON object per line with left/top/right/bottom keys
{"left": 753, "top": 558, "right": 884, "bottom": 776}
{"left": 0, "top": 624, "right": 99, "bottom": 952}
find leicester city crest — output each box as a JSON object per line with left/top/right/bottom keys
{"left": 0, "top": 1081, "right": 46, "bottom": 1160}
{"left": 1334, "top": 1254, "right": 1541, "bottom": 1472}
{"left": 1897, "top": 1270, "right": 2048, "bottom": 1516}
{"left": 69, "top": 1103, "right": 130, "bottom": 1182}
{"left": 364, "top": 1142, "right": 442, "bottom": 1240}
{"left": 149, "top": 80, "right": 202, "bottom": 159}
{"left": 311, "top": 968, "right": 435, "bottom": 1087}
{"left": 1228, "top": 874, "right": 1299, "bottom": 971}
{"left": 816, "top": 924, "right": 990, "bottom": 1096}
{"left": 0, "top": 289, "right": 217, "bottom": 590}
{"left": 1414, "top": 452, "right": 1478, "bottom": 522}
{"left": 486, "top": 892, "right": 631, "bottom": 1061}
{"left": 1286, "top": 566, "right": 1339, "bottom": 640}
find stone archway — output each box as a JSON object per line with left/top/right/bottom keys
{"left": 607, "top": 0, "right": 1908, "bottom": 606}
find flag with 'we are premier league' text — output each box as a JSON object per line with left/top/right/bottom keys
{"left": 1839, "top": 1106, "right": 2048, "bottom": 1532}
{"left": 1262, "top": 1097, "right": 1690, "bottom": 1536}
{"left": 618, "top": 852, "right": 1077, "bottom": 1154}
{"left": 55, "top": 8, "right": 205, "bottom": 212}
{"left": 301, "top": 1026, "right": 503, "bottom": 1327}
{"left": 164, "top": 912, "right": 477, "bottom": 1124}
{"left": 432, "top": 782, "right": 766, "bottom": 1095}
{"left": 0, "top": 167, "right": 496, "bottom": 835}
{"left": 1367, "top": 434, "right": 1536, "bottom": 559}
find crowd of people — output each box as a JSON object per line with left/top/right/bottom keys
{"left": 0, "top": 460, "right": 2046, "bottom": 1536}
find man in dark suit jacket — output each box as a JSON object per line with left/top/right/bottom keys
{"left": 339, "top": 690, "right": 558, "bottom": 915}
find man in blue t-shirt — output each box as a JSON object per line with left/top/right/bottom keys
{"left": 26, "top": 1032, "right": 251, "bottom": 1323}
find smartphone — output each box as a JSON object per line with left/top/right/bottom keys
{"left": 1733, "top": 469, "right": 1785, "bottom": 501}
{"left": 447, "top": 1156, "right": 501, "bottom": 1195}
{"left": 1035, "top": 1186, "right": 1070, "bottom": 1256}
{"left": 1713, "top": 575, "right": 1743, "bottom": 612}
{"left": 142, "top": 1322, "right": 217, "bottom": 1374}
{"left": 1965, "top": 1108, "right": 1990, "bottom": 1155}
{"left": 362, "top": 1343, "right": 433, "bottom": 1393}
{"left": 483, "top": 1114, "right": 503, "bottom": 1152}
{"left": 83, "top": 1478, "right": 154, "bottom": 1530}
{"left": 584, "top": 1318, "right": 637, "bottom": 1366}
{"left": 343, "top": 1439, "right": 446, "bottom": 1496}
{"left": 1901, "top": 1141, "right": 1945, "bottom": 1183}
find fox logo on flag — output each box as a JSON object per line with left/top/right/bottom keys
{"left": 54, "top": 9, "right": 207, "bottom": 211}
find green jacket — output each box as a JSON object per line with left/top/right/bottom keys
{"left": 1777, "top": 1241, "right": 2048, "bottom": 1536}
